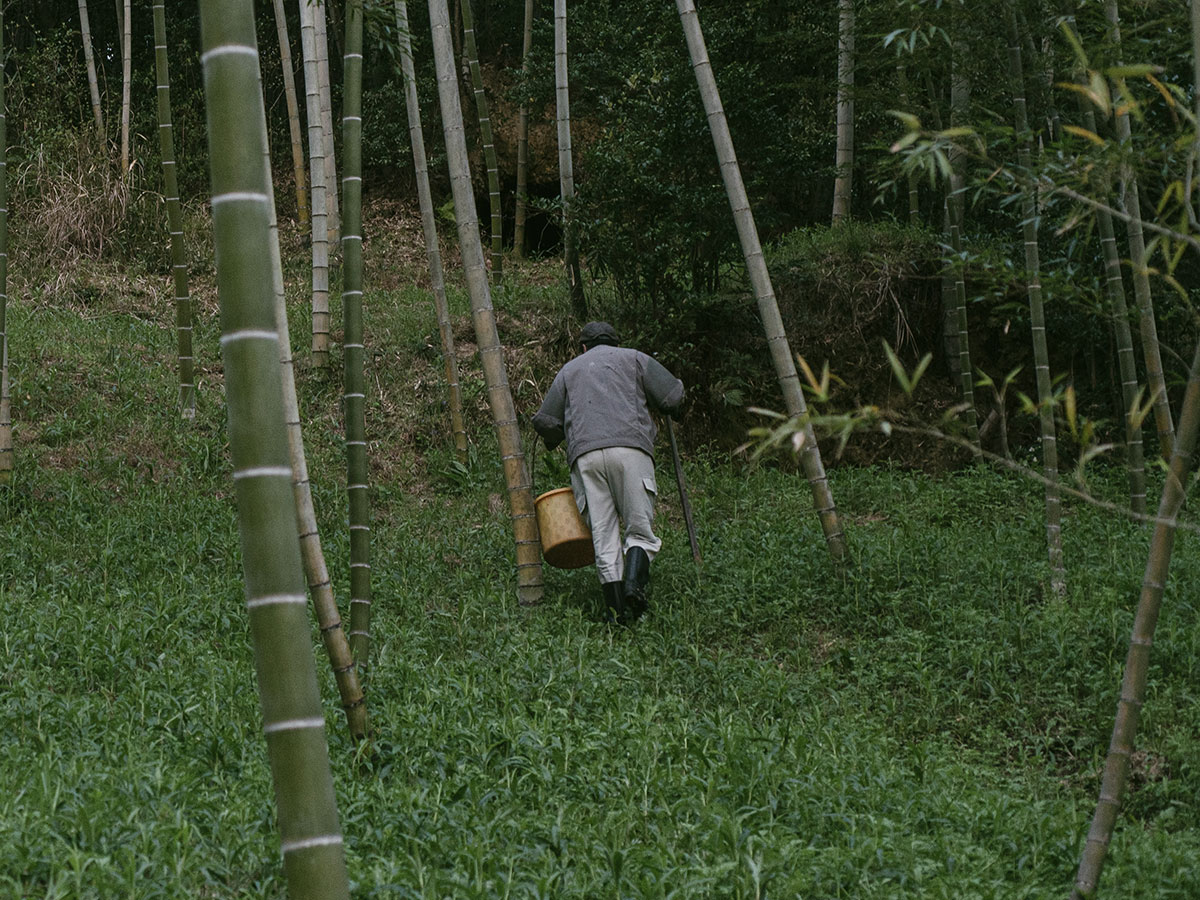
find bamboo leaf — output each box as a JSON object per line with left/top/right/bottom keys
{"left": 1106, "top": 63, "right": 1161, "bottom": 79}
{"left": 1065, "top": 385, "right": 1078, "bottom": 439}
{"left": 1062, "top": 124, "right": 1105, "bottom": 146}
{"left": 888, "top": 109, "right": 922, "bottom": 131}
{"left": 1146, "top": 73, "right": 1176, "bottom": 109}
{"left": 882, "top": 341, "right": 913, "bottom": 396}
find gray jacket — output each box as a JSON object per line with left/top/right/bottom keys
{"left": 532, "top": 345, "right": 684, "bottom": 468}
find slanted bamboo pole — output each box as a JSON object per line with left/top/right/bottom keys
{"left": 513, "top": 0, "right": 534, "bottom": 259}
{"left": 78, "top": 0, "right": 104, "bottom": 140}
{"left": 1105, "top": 0, "right": 1175, "bottom": 459}
{"left": 341, "top": 0, "right": 373, "bottom": 673}
{"left": 152, "top": 2, "right": 196, "bottom": 421}
{"left": 429, "top": 0, "right": 544, "bottom": 605}
{"left": 396, "top": 0, "right": 469, "bottom": 463}
{"left": 676, "top": 0, "right": 847, "bottom": 560}
{"left": 1072, "top": 335, "right": 1200, "bottom": 898}
{"left": 461, "top": 0, "right": 503, "bottom": 284}
{"left": 272, "top": 0, "right": 310, "bottom": 230}
{"left": 553, "top": 0, "right": 586, "bottom": 318}
{"left": 197, "top": 2, "right": 350, "bottom": 895}
{"left": 260, "top": 77, "right": 368, "bottom": 742}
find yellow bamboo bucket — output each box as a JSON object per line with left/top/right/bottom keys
{"left": 534, "top": 487, "right": 595, "bottom": 569}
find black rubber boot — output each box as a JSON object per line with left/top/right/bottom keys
{"left": 621, "top": 547, "right": 651, "bottom": 622}
{"left": 600, "top": 581, "right": 625, "bottom": 624}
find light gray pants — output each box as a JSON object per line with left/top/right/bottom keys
{"left": 570, "top": 447, "right": 660, "bottom": 584}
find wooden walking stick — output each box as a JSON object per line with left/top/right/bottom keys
{"left": 666, "top": 416, "right": 701, "bottom": 566}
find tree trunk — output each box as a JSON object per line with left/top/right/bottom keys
{"left": 78, "top": 0, "right": 104, "bottom": 140}
{"left": 1105, "top": 0, "right": 1175, "bottom": 459}
{"left": 1007, "top": 3, "right": 1065, "bottom": 595}
{"left": 553, "top": 0, "right": 586, "bottom": 319}
{"left": 513, "top": 0, "right": 534, "bottom": 259}
{"left": 341, "top": 0, "right": 373, "bottom": 674}
{"left": 197, "top": 4, "right": 350, "bottom": 896}
{"left": 272, "top": 0, "right": 310, "bottom": 231}
{"left": 831, "top": 0, "right": 854, "bottom": 224}
{"left": 461, "top": 0, "right": 504, "bottom": 284}
{"left": 396, "top": 0, "right": 469, "bottom": 463}
{"left": 428, "top": 0, "right": 545, "bottom": 606}
{"left": 1072, "top": 335, "right": 1200, "bottom": 898}
{"left": 315, "top": 0, "right": 340, "bottom": 244}
{"left": 299, "top": 0, "right": 331, "bottom": 368}
{"left": 152, "top": 2, "right": 196, "bottom": 421}
{"left": 120, "top": 0, "right": 131, "bottom": 176}
{"left": 676, "top": 0, "right": 847, "bottom": 561}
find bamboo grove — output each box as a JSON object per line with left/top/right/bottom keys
{"left": 5, "top": 0, "right": 1200, "bottom": 896}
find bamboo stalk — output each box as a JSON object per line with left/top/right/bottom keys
{"left": 120, "top": 0, "right": 131, "bottom": 177}
{"left": 1007, "top": 2, "right": 1065, "bottom": 595}
{"left": 0, "top": 8, "right": 10, "bottom": 485}
{"left": 1105, "top": 0, "right": 1175, "bottom": 459}
{"left": 948, "top": 49, "right": 979, "bottom": 449}
{"left": 553, "top": 0, "right": 586, "bottom": 319}
{"left": 341, "top": 0, "right": 373, "bottom": 673}
{"left": 315, "top": 0, "right": 340, "bottom": 245}
{"left": 261, "top": 83, "right": 368, "bottom": 743}
{"left": 513, "top": 0, "right": 534, "bottom": 259}
{"left": 831, "top": 0, "right": 854, "bottom": 224}
{"left": 299, "top": 0, "right": 331, "bottom": 369}
{"left": 197, "top": 3, "right": 349, "bottom": 895}
{"left": 152, "top": 2, "right": 196, "bottom": 421}
{"left": 676, "top": 0, "right": 847, "bottom": 561}
{"left": 460, "top": 0, "right": 504, "bottom": 284}
{"left": 78, "top": 0, "right": 104, "bottom": 140}
{"left": 396, "top": 0, "right": 469, "bottom": 463}
{"left": 1072, "top": 335, "right": 1200, "bottom": 898}
{"left": 428, "top": 0, "right": 544, "bottom": 605}
{"left": 272, "top": 0, "right": 310, "bottom": 231}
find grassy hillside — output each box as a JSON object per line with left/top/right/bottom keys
{"left": 1, "top": 209, "right": 1198, "bottom": 898}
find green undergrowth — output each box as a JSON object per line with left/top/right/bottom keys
{"left": 1, "top": 258, "right": 1198, "bottom": 898}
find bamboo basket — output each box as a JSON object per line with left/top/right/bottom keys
{"left": 534, "top": 487, "right": 595, "bottom": 569}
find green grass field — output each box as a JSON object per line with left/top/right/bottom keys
{"left": 2, "top": 253, "right": 1198, "bottom": 898}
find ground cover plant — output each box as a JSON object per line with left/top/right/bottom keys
{"left": 1, "top": 237, "right": 1198, "bottom": 897}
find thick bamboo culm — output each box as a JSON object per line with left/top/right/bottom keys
{"left": 197, "top": 1, "right": 349, "bottom": 896}
{"left": 151, "top": 2, "right": 196, "bottom": 421}
{"left": 676, "top": 0, "right": 847, "bottom": 561}
{"left": 341, "top": 0, "right": 373, "bottom": 673}
{"left": 428, "top": 0, "right": 544, "bottom": 605}
{"left": 395, "top": 0, "right": 469, "bottom": 463}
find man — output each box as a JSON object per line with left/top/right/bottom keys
{"left": 532, "top": 321, "right": 684, "bottom": 623}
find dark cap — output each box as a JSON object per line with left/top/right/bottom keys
{"left": 580, "top": 321, "right": 620, "bottom": 346}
